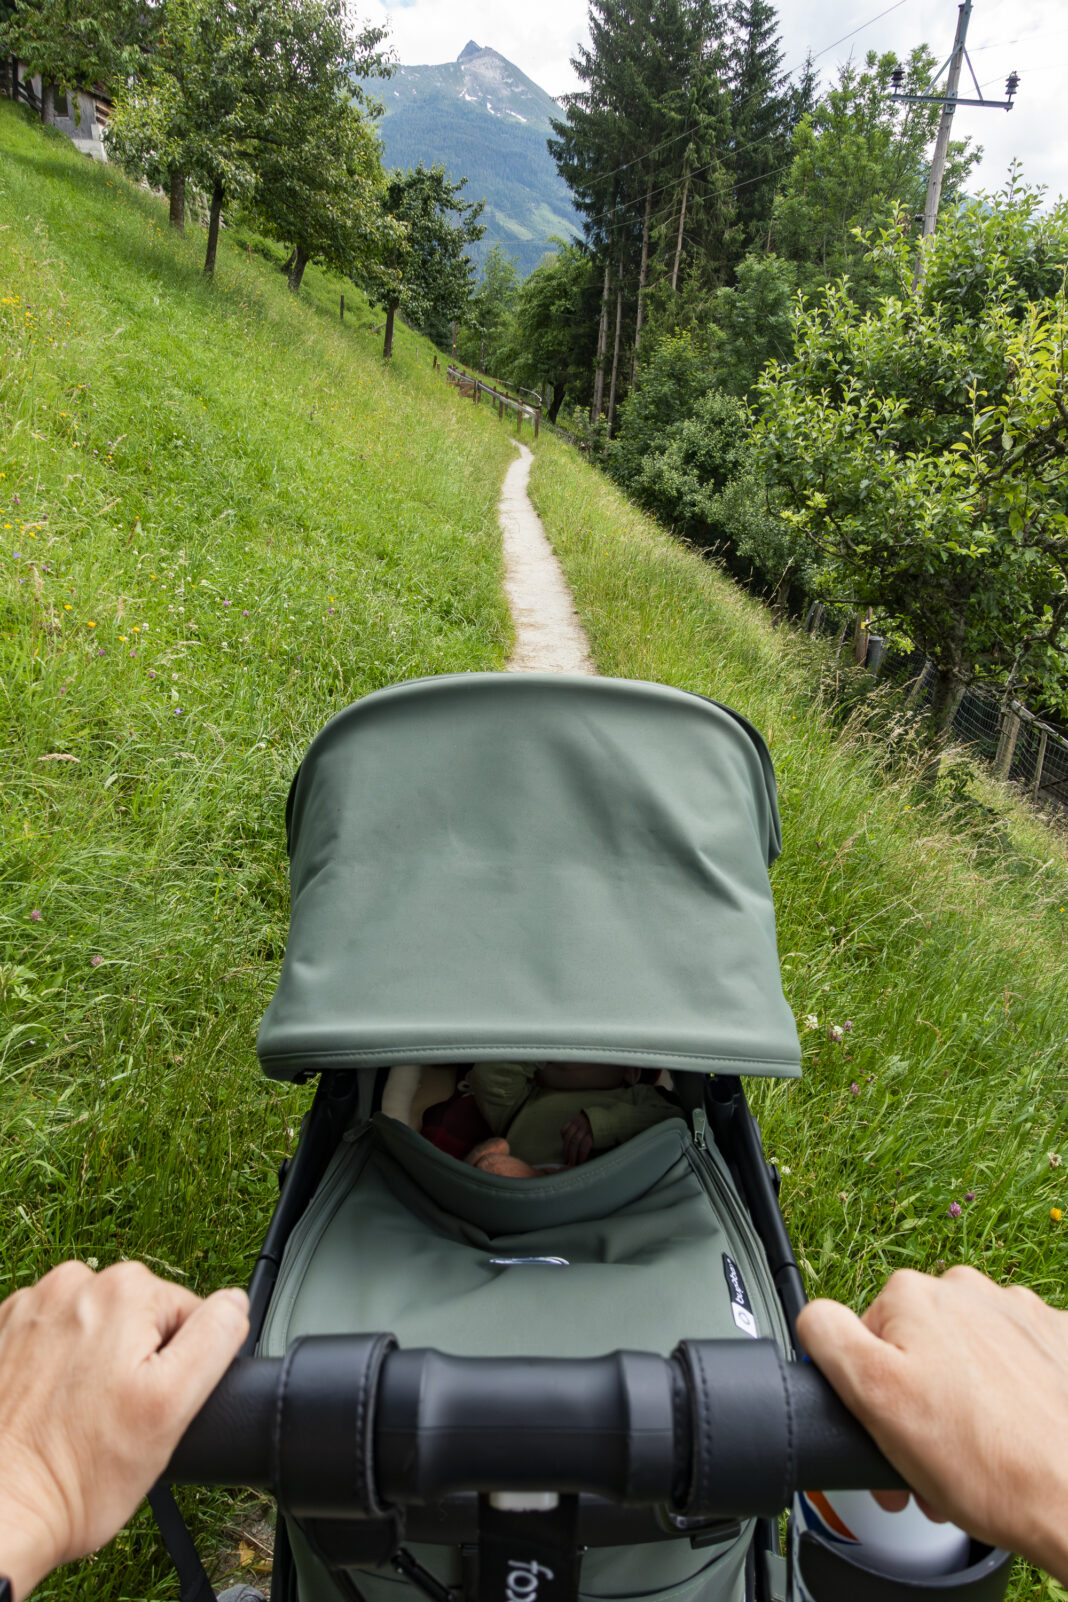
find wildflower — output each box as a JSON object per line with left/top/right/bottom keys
{"left": 30, "top": 908, "right": 42, "bottom": 921}
{"left": 96, "top": 648, "right": 105, "bottom": 657}
{"left": 90, "top": 955, "right": 102, "bottom": 967}
{"left": 173, "top": 707, "right": 183, "bottom": 715}
{"left": 837, "top": 1190, "right": 848, "bottom": 1203}
{"left": 948, "top": 1201, "right": 962, "bottom": 1219}
{"left": 86, "top": 620, "right": 96, "bottom": 628}
{"left": 850, "top": 1082, "right": 860, "bottom": 1095}
{"left": 328, "top": 607, "right": 335, "bottom": 614}
{"left": 1052, "top": 1208, "right": 1063, "bottom": 1223}
{"left": 129, "top": 649, "right": 137, "bottom": 658}
{"left": 147, "top": 669, "right": 156, "bottom": 679}
{"left": 1050, "top": 1153, "right": 1062, "bottom": 1169}
{"left": 828, "top": 1024, "right": 844, "bottom": 1043}
{"left": 86, "top": 1257, "right": 98, "bottom": 1270}
{"left": 242, "top": 608, "right": 249, "bottom": 615}
{"left": 118, "top": 635, "right": 127, "bottom": 642}
{"left": 64, "top": 604, "right": 72, "bottom": 610}
{"left": 803, "top": 1013, "right": 818, "bottom": 1031}
{"left": 964, "top": 1191, "right": 976, "bottom": 1202}
{"left": 843, "top": 1019, "right": 854, "bottom": 1033}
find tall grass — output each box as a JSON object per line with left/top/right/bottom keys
{"left": 528, "top": 436, "right": 1068, "bottom": 1599}
{"left": 0, "top": 101, "right": 515, "bottom": 1597}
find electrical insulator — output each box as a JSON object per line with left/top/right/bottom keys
{"left": 891, "top": 66, "right": 904, "bottom": 90}
{"left": 1006, "top": 71, "right": 1019, "bottom": 98}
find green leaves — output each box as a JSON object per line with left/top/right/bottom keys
{"left": 755, "top": 173, "right": 1068, "bottom": 722}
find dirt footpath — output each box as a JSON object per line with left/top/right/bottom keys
{"left": 499, "top": 443, "right": 596, "bottom": 674}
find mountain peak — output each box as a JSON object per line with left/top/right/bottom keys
{"left": 458, "top": 41, "right": 483, "bottom": 62}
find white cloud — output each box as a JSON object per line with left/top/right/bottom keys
{"left": 364, "top": 0, "right": 1066, "bottom": 198}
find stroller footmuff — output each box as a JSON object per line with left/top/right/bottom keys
{"left": 162, "top": 674, "right": 1014, "bottom": 1602}
{"left": 260, "top": 1110, "right": 790, "bottom": 1600}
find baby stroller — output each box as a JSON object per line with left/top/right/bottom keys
{"left": 166, "top": 673, "right": 1013, "bottom": 1602}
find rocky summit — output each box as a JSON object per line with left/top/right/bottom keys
{"left": 372, "top": 42, "right": 580, "bottom": 277}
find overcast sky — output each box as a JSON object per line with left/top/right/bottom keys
{"left": 363, "top": 0, "right": 1066, "bottom": 201}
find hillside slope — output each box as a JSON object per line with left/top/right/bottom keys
{"left": 0, "top": 99, "right": 516, "bottom": 1599}
{"left": 374, "top": 41, "right": 580, "bottom": 277}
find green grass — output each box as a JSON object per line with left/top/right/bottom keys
{"left": 528, "top": 435, "right": 1068, "bottom": 1600}
{"left": 0, "top": 100, "right": 516, "bottom": 1597}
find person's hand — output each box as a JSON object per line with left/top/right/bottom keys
{"left": 0, "top": 1260, "right": 249, "bottom": 1601}
{"left": 797, "top": 1265, "right": 1068, "bottom": 1583}
{"left": 560, "top": 1112, "right": 594, "bottom": 1167}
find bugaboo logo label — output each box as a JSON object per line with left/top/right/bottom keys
{"left": 506, "top": 1560, "right": 555, "bottom": 1602}
{"left": 722, "top": 1252, "right": 758, "bottom": 1338}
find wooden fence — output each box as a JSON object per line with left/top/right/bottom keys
{"left": 445, "top": 364, "right": 541, "bottom": 439}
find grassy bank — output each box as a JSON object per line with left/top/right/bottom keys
{"left": 0, "top": 101, "right": 515, "bottom": 1596}
{"left": 529, "top": 436, "right": 1068, "bottom": 1597}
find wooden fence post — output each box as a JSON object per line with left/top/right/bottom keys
{"left": 534, "top": 409, "right": 541, "bottom": 440}
{"left": 499, "top": 398, "right": 504, "bottom": 421}
{"left": 340, "top": 294, "right": 344, "bottom": 321}
{"left": 993, "top": 702, "right": 1023, "bottom": 780}
{"left": 1032, "top": 726, "right": 1049, "bottom": 802}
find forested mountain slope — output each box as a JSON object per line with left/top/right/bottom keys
{"left": 373, "top": 41, "right": 580, "bottom": 277}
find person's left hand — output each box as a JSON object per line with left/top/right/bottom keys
{"left": 560, "top": 1112, "right": 594, "bottom": 1166}
{"left": 0, "top": 1260, "right": 248, "bottom": 1601}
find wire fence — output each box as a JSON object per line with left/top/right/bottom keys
{"left": 870, "top": 643, "right": 1068, "bottom": 819}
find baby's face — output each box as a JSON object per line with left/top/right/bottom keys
{"left": 535, "top": 1062, "right": 640, "bottom": 1092}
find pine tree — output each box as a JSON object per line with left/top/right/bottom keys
{"left": 725, "top": 0, "right": 793, "bottom": 254}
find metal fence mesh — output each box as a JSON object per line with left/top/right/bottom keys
{"left": 828, "top": 637, "right": 1068, "bottom": 819}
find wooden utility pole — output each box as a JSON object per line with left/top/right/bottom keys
{"left": 888, "top": 2, "right": 1018, "bottom": 279}
{"left": 921, "top": 0, "right": 972, "bottom": 244}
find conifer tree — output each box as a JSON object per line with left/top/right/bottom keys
{"left": 725, "top": 0, "right": 793, "bottom": 254}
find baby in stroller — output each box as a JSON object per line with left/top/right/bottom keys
{"left": 464, "top": 1060, "right": 680, "bottom": 1174}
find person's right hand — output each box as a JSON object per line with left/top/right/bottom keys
{"left": 797, "top": 1265, "right": 1068, "bottom": 1583}
{"left": 0, "top": 1260, "right": 248, "bottom": 1601}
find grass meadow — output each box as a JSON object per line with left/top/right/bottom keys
{"left": 528, "top": 437, "right": 1068, "bottom": 1601}
{"left": 0, "top": 99, "right": 516, "bottom": 1597}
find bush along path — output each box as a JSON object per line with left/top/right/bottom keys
{"left": 500, "top": 444, "right": 595, "bottom": 674}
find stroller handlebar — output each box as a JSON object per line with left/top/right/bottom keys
{"left": 166, "top": 1336, "right": 904, "bottom": 1519}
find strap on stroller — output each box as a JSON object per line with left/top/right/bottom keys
{"left": 147, "top": 1483, "right": 217, "bottom": 1602}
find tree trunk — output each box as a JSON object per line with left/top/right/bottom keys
{"left": 547, "top": 382, "right": 566, "bottom": 426}
{"left": 383, "top": 303, "right": 397, "bottom": 359}
{"left": 671, "top": 171, "right": 690, "bottom": 293}
{"left": 40, "top": 78, "right": 55, "bottom": 125}
{"left": 591, "top": 257, "right": 611, "bottom": 421}
{"left": 203, "top": 180, "right": 224, "bottom": 277}
{"left": 168, "top": 170, "right": 186, "bottom": 233}
{"left": 606, "top": 275, "right": 624, "bottom": 437}
{"left": 287, "top": 245, "right": 309, "bottom": 293}
{"left": 631, "top": 177, "right": 654, "bottom": 385}
{"left": 928, "top": 666, "right": 966, "bottom": 733}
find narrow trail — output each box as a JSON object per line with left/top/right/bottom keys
{"left": 499, "top": 443, "right": 596, "bottom": 674}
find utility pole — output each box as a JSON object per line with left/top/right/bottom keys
{"left": 889, "top": 1, "right": 1019, "bottom": 277}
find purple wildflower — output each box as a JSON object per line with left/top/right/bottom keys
{"left": 843, "top": 1019, "right": 854, "bottom": 1033}
{"left": 828, "top": 1024, "right": 844, "bottom": 1043}
{"left": 90, "top": 955, "right": 102, "bottom": 967}
{"left": 30, "top": 908, "right": 42, "bottom": 922}
{"left": 223, "top": 599, "right": 231, "bottom": 607}
{"left": 850, "top": 1082, "right": 860, "bottom": 1095}
{"left": 147, "top": 669, "right": 156, "bottom": 678}
{"left": 948, "top": 1201, "right": 962, "bottom": 1219}
{"left": 964, "top": 1191, "right": 976, "bottom": 1202}
{"left": 242, "top": 608, "right": 249, "bottom": 615}
{"left": 13, "top": 551, "right": 21, "bottom": 559}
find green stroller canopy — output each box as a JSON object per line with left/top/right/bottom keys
{"left": 256, "top": 674, "right": 801, "bottom": 1081}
